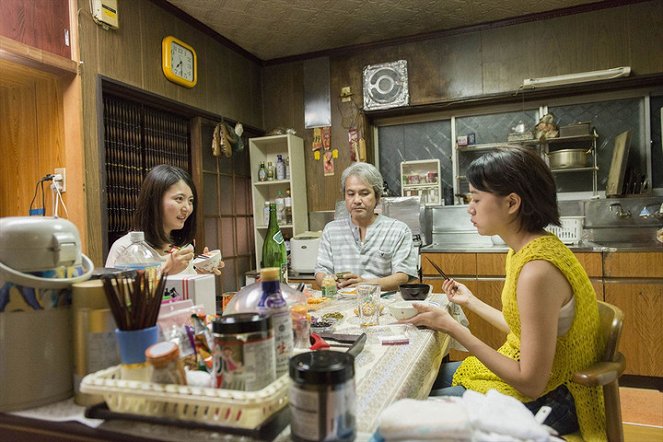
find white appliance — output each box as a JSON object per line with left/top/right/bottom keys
{"left": 290, "top": 231, "right": 321, "bottom": 274}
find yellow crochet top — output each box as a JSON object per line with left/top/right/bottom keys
{"left": 452, "top": 234, "right": 606, "bottom": 441}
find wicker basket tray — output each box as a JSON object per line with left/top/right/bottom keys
{"left": 80, "top": 366, "right": 289, "bottom": 430}
{"left": 546, "top": 216, "right": 584, "bottom": 244}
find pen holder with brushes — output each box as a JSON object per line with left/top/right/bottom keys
{"left": 102, "top": 271, "right": 167, "bottom": 381}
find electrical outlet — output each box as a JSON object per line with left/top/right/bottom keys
{"left": 54, "top": 168, "right": 66, "bottom": 192}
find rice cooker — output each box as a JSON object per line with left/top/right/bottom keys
{"left": 290, "top": 231, "right": 321, "bottom": 274}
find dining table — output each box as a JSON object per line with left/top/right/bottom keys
{"left": 0, "top": 292, "right": 466, "bottom": 442}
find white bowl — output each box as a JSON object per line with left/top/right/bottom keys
{"left": 193, "top": 249, "right": 221, "bottom": 272}
{"left": 387, "top": 300, "right": 438, "bottom": 320}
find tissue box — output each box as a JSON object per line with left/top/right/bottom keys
{"left": 164, "top": 274, "right": 217, "bottom": 315}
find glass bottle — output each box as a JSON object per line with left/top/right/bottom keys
{"left": 257, "top": 267, "right": 293, "bottom": 377}
{"left": 284, "top": 156, "right": 290, "bottom": 180}
{"left": 258, "top": 161, "right": 267, "bottom": 182}
{"left": 284, "top": 189, "right": 292, "bottom": 225}
{"left": 267, "top": 161, "right": 275, "bottom": 181}
{"left": 262, "top": 203, "right": 288, "bottom": 283}
{"left": 263, "top": 201, "right": 271, "bottom": 226}
{"left": 114, "top": 231, "right": 162, "bottom": 283}
{"left": 274, "top": 191, "right": 285, "bottom": 224}
{"left": 275, "top": 154, "right": 285, "bottom": 181}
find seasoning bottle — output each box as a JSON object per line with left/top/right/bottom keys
{"left": 321, "top": 274, "right": 337, "bottom": 299}
{"left": 267, "top": 161, "right": 275, "bottom": 181}
{"left": 258, "top": 161, "right": 267, "bottom": 182}
{"left": 145, "top": 341, "right": 187, "bottom": 385}
{"left": 289, "top": 351, "right": 356, "bottom": 442}
{"left": 257, "top": 267, "right": 293, "bottom": 377}
{"left": 212, "top": 313, "right": 276, "bottom": 390}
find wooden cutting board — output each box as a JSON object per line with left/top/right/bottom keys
{"left": 606, "top": 130, "right": 631, "bottom": 197}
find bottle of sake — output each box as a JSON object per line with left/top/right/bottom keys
{"left": 262, "top": 202, "right": 288, "bottom": 282}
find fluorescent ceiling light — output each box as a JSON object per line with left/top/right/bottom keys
{"left": 522, "top": 66, "right": 631, "bottom": 88}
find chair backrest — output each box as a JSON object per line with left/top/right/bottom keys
{"left": 596, "top": 301, "right": 624, "bottom": 363}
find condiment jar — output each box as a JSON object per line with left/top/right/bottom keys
{"left": 289, "top": 351, "right": 356, "bottom": 442}
{"left": 145, "top": 341, "right": 187, "bottom": 385}
{"left": 212, "top": 313, "right": 276, "bottom": 391}
{"left": 321, "top": 274, "right": 337, "bottom": 299}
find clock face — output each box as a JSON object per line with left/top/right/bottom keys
{"left": 171, "top": 42, "right": 194, "bottom": 82}
{"left": 162, "top": 36, "right": 197, "bottom": 88}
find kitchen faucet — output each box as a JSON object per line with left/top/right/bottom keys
{"left": 609, "top": 203, "right": 631, "bottom": 219}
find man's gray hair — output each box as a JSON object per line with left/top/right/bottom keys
{"left": 341, "top": 162, "right": 383, "bottom": 199}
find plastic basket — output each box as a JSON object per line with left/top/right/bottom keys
{"left": 80, "top": 366, "right": 289, "bottom": 429}
{"left": 546, "top": 216, "right": 584, "bottom": 244}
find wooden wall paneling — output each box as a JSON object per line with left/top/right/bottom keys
{"left": 137, "top": 1, "right": 175, "bottom": 98}
{"left": 431, "top": 32, "right": 484, "bottom": 102}
{"left": 605, "top": 281, "right": 663, "bottom": 377}
{"left": 574, "top": 252, "right": 602, "bottom": 277}
{"left": 480, "top": 21, "right": 540, "bottom": 94}
{"left": 421, "top": 252, "right": 477, "bottom": 277}
{"left": 34, "top": 76, "right": 65, "bottom": 215}
{"left": 476, "top": 253, "right": 507, "bottom": 277}
{"left": 604, "top": 252, "right": 663, "bottom": 278}
{"left": 629, "top": 1, "right": 663, "bottom": 74}
{"left": 0, "top": 81, "right": 38, "bottom": 217}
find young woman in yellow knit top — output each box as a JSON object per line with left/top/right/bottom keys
{"left": 405, "top": 147, "right": 605, "bottom": 440}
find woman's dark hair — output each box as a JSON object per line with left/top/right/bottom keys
{"left": 466, "top": 146, "right": 560, "bottom": 232}
{"left": 132, "top": 164, "right": 197, "bottom": 249}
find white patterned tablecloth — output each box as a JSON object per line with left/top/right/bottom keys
{"left": 311, "top": 292, "right": 454, "bottom": 433}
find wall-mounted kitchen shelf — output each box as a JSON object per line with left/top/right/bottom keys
{"left": 453, "top": 131, "right": 599, "bottom": 197}
{"left": 539, "top": 131, "right": 599, "bottom": 196}
{"left": 401, "top": 159, "right": 441, "bottom": 205}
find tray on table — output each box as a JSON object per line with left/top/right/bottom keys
{"left": 80, "top": 365, "right": 290, "bottom": 437}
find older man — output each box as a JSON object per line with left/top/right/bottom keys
{"left": 314, "top": 162, "right": 417, "bottom": 291}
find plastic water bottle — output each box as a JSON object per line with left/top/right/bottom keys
{"left": 114, "top": 231, "right": 162, "bottom": 282}
{"left": 257, "top": 267, "right": 293, "bottom": 377}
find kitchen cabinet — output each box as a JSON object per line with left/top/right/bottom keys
{"left": 400, "top": 159, "right": 441, "bottom": 205}
{"left": 0, "top": 0, "right": 71, "bottom": 59}
{"left": 603, "top": 251, "right": 663, "bottom": 377}
{"left": 249, "top": 134, "right": 308, "bottom": 270}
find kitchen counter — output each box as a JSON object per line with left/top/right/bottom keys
{"left": 422, "top": 241, "right": 663, "bottom": 253}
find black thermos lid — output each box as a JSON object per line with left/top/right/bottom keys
{"left": 289, "top": 351, "right": 355, "bottom": 385}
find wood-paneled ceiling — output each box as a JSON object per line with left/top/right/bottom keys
{"left": 165, "top": 0, "right": 621, "bottom": 62}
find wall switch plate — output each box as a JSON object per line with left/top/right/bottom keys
{"left": 54, "top": 168, "right": 66, "bottom": 192}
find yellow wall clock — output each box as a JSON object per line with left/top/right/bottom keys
{"left": 162, "top": 36, "right": 197, "bottom": 88}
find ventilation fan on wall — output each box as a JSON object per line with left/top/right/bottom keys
{"left": 363, "top": 60, "right": 409, "bottom": 111}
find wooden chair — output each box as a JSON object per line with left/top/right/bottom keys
{"left": 572, "top": 301, "right": 626, "bottom": 442}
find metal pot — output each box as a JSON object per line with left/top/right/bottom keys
{"left": 547, "top": 148, "right": 591, "bottom": 169}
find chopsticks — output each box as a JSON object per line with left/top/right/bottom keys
{"left": 424, "top": 257, "right": 461, "bottom": 315}
{"left": 424, "top": 256, "right": 450, "bottom": 280}
{"left": 102, "top": 271, "right": 167, "bottom": 331}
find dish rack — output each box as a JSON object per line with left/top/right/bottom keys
{"left": 546, "top": 216, "right": 584, "bottom": 244}
{"left": 80, "top": 365, "right": 289, "bottom": 429}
